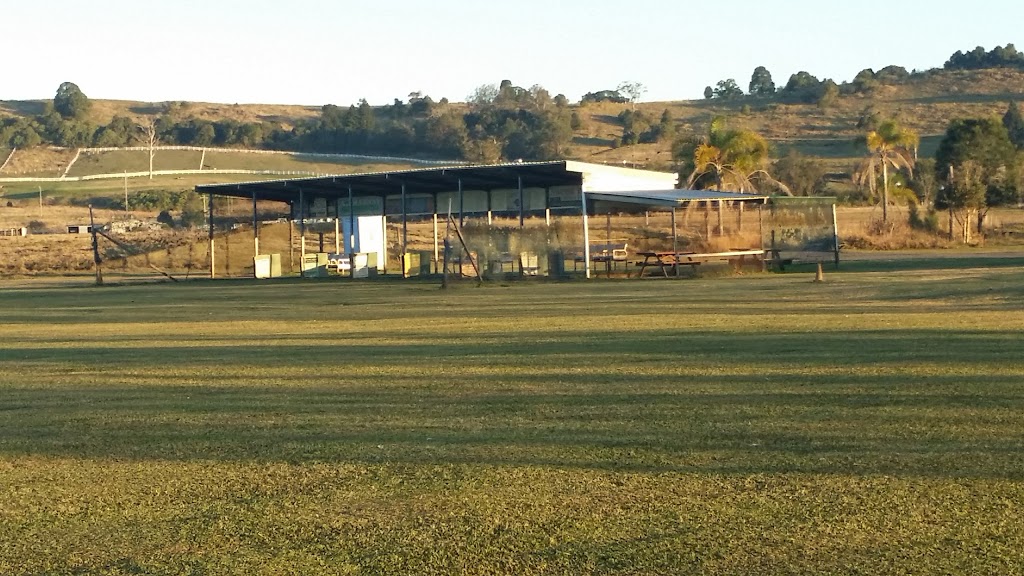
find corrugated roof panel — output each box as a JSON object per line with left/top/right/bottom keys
{"left": 586, "top": 189, "right": 770, "bottom": 208}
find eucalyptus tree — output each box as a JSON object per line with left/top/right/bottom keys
{"left": 748, "top": 66, "right": 776, "bottom": 96}
{"left": 935, "top": 116, "right": 1018, "bottom": 232}
{"left": 617, "top": 81, "right": 647, "bottom": 111}
{"left": 53, "top": 82, "right": 91, "bottom": 120}
{"left": 1003, "top": 101, "right": 1024, "bottom": 149}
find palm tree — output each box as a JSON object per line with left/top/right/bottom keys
{"left": 673, "top": 116, "right": 790, "bottom": 194}
{"left": 855, "top": 120, "right": 918, "bottom": 222}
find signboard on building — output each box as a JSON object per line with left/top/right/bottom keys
{"left": 384, "top": 194, "right": 434, "bottom": 216}
{"left": 338, "top": 196, "right": 384, "bottom": 217}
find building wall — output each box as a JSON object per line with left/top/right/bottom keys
{"left": 573, "top": 162, "right": 678, "bottom": 193}
{"left": 288, "top": 162, "right": 678, "bottom": 220}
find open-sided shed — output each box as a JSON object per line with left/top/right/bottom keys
{"left": 580, "top": 189, "right": 771, "bottom": 278}
{"left": 196, "top": 161, "right": 788, "bottom": 279}
{"left": 198, "top": 161, "right": 667, "bottom": 275}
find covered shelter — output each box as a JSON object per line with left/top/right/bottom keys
{"left": 198, "top": 160, "right": 674, "bottom": 277}
{"left": 580, "top": 189, "right": 771, "bottom": 278}
{"left": 196, "top": 161, "right": 789, "bottom": 279}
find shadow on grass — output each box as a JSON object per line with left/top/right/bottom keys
{"left": 773, "top": 138, "right": 860, "bottom": 159}
{"left": 0, "top": 100, "right": 47, "bottom": 116}
{"left": 892, "top": 93, "right": 1024, "bottom": 106}
{"left": 2, "top": 327, "right": 1023, "bottom": 479}
{"left": 798, "top": 255, "right": 1024, "bottom": 274}
{"left": 572, "top": 136, "right": 617, "bottom": 147}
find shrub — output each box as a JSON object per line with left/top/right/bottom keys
{"left": 129, "top": 189, "right": 194, "bottom": 212}
{"left": 179, "top": 196, "right": 207, "bottom": 229}
{"left": 69, "top": 196, "right": 119, "bottom": 209}
{"left": 908, "top": 205, "right": 941, "bottom": 233}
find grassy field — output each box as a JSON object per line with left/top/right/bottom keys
{"left": 0, "top": 157, "right": 413, "bottom": 205}
{"left": 61, "top": 149, "right": 416, "bottom": 178}
{"left": 2, "top": 267, "right": 1023, "bottom": 574}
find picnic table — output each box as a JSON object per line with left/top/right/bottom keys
{"left": 634, "top": 249, "right": 766, "bottom": 278}
{"left": 634, "top": 251, "right": 701, "bottom": 277}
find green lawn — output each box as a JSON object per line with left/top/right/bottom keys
{"left": 1, "top": 270, "right": 1023, "bottom": 574}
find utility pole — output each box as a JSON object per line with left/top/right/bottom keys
{"left": 38, "top": 186, "right": 42, "bottom": 218}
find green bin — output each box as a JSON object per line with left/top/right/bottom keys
{"left": 548, "top": 250, "right": 566, "bottom": 277}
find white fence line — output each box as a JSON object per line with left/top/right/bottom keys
{"left": 0, "top": 148, "right": 15, "bottom": 174}
{"left": 0, "top": 169, "right": 325, "bottom": 184}
{"left": 0, "top": 146, "right": 465, "bottom": 179}
{"left": 79, "top": 145, "right": 464, "bottom": 166}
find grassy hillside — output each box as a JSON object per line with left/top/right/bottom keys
{"left": 2, "top": 66, "right": 1023, "bottom": 238}
{"left": 4, "top": 68, "right": 1024, "bottom": 181}
{"left": 0, "top": 99, "right": 319, "bottom": 129}
{"left": 0, "top": 161, "right": 418, "bottom": 207}
{"left": 574, "top": 68, "right": 1024, "bottom": 171}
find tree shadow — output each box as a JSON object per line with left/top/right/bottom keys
{"left": 892, "top": 93, "right": 1024, "bottom": 105}
{"left": 128, "top": 104, "right": 165, "bottom": 115}
{"left": 572, "top": 136, "right": 616, "bottom": 147}
{"left": 592, "top": 114, "right": 623, "bottom": 126}
{"left": 3, "top": 327, "right": 1023, "bottom": 480}
{"left": 285, "top": 153, "right": 423, "bottom": 167}
{"left": 773, "top": 138, "right": 860, "bottom": 158}
{"left": 0, "top": 100, "right": 47, "bottom": 116}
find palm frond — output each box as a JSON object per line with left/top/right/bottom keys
{"left": 748, "top": 170, "right": 794, "bottom": 196}
{"left": 693, "top": 144, "right": 722, "bottom": 171}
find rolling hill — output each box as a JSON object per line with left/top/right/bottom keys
{"left": 2, "top": 67, "right": 1024, "bottom": 197}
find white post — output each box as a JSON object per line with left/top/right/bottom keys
{"left": 381, "top": 215, "right": 388, "bottom": 274}
{"left": 335, "top": 218, "right": 341, "bottom": 254}
{"left": 581, "top": 191, "right": 591, "bottom": 279}
{"left": 544, "top": 187, "right": 551, "bottom": 226}
{"left": 832, "top": 203, "right": 840, "bottom": 268}
{"left": 432, "top": 212, "right": 439, "bottom": 269}
{"left": 671, "top": 208, "right": 679, "bottom": 278}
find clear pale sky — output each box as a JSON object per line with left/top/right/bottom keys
{"left": 4, "top": 0, "right": 1021, "bottom": 106}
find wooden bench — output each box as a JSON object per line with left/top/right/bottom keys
{"left": 633, "top": 251, "right": 702, "bottom": 278}
{"left": 487, "top": 252, "right": 542, "bottom": 276}
{"left": 571, "top": 243, "right": 629, "bottom": 272}
{"left": 326, "top": 252, "right": 351, "bottom": 274}
{"left": 684, "top": 249, "right": 766, "bottom": 272}
{"left": 488, "top": 252, "right": 518, "bottom": 273}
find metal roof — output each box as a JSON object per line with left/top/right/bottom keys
{"left": 193, "top": 161, "right": 776, "bottom": 212}
{"left": 196, "top": 161, "right": 597, "bottom": 202}
{"left": 585, "top": 189, "right": 770, "bottom": 209}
